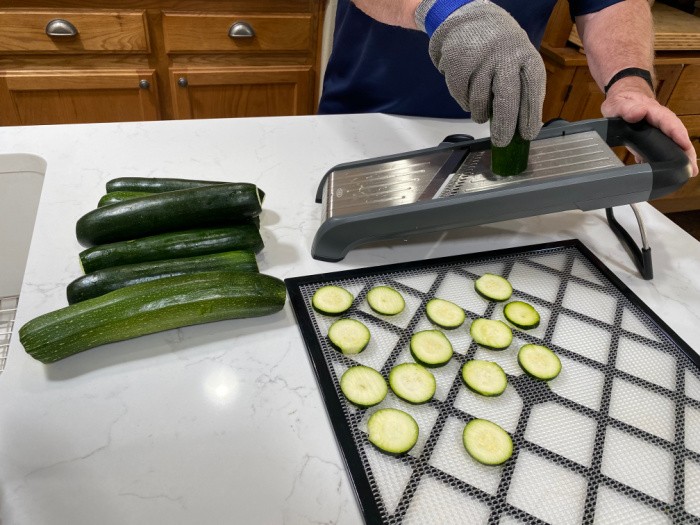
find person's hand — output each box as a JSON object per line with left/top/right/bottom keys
{"left": 415, "top": 0, "right": 546, "bottom": 147}
{"left": 602, "top": 77, "right": 698, "bottom": 177}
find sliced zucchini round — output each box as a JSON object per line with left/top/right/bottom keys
{"left": 474, "top": 273, "right": 513, "bottom": 302}
{"left": 463, "top": 419, "right": 513, "bottom": 466}
{"left": 368, "top": 408, "right": 419, "bottom": 455}
{"left": 340, "top": 366, "right": 388, "bottom": 408}
{"left": 389, "top": 363, "right": 436, "bottom": 404}
{"left": 328, "top": 319, "right": 370, "bottom": 355}
{"left": 518, "top": 344, "right": 562, "bottom": 380}
{"left": 313, "top": 285, "right": 354, "bottom": 315}
{"left": 470, "top": 318, "right": 513, "bottom": 350}
{"left": 410, "top": 330, "right": 454, "bottom": 367}
{"left": 504, "top": 301, "right": 540, "bottom": 329}
{"left": 367, "top": 286, "right": 405, "bottom": 316}
{"left": 462, "top": 360, "right": 507, "bottom": 396}
{"left": 426, "top": 298, "right": 465, "bottom": 329}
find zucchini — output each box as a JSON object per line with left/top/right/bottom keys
{"left": 106, "top": 176, "right": 265, "bottom": 203}
{"left": 388, "top": 363, "right": 436, "bottom": 404}
{"left": 470, "top": 318, "right": 513, "bottom": 350}
{"left": 340, "top": 366, "right": 388, "bottom": 408}
{"left": 312, "top": 285, "right": 354, "bottom": 315}
{"left": 79, "top": 225, "right": 263, "bottom": 273}
{"left": 19, "top": 271, "right": 287, "bottom": 364}
{"left": 366, "top": 286, "right": 405, "bottom": 316}
{"left": 328, "top": 318, "right": 370, "bottom": 355}
{"left": 463, "top": 419, "right": 513, "bottom": 465}
{"left": 504, "top": 301, "right": 540, "bottom": 329}
{"left": 474, "top": 273, "right": 512, "bottom": 302}
{"left": 67, "top": 250, "right": 258, "bottom": 304}
{"left": 367, "top": 408, "right": 419, "bottom": 455}
{"left": 98, "top": 191, "right": 153, "bottom": 207}
{"left": 409, "top": 330, "right": 453, "bottom": 367}
{"left": 425, "top": 298, "right": 465, "bottom": 329}
{"left": 491, "top": 130, "right": 530, "bottom": 176}
{"left": 518, "top": 344, "right": 561, "bottom": 380}
{"left": 462, "top": 360, "right": 507, "bottom": 396}
{"left": 76, "top": 183, "right": 262, "bottom": 247}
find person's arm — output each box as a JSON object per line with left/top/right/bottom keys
{"left": 576, "top": 0, "right": 698, "bottom": 176}
{"left": 350, "top": 0, "right": 422, "bottom": 29}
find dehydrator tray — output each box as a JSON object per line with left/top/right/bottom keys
{"left": 285, "top": 240, "right": 700, "bottom": 525}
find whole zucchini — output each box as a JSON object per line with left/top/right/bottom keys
{"left": 67, "top": 250, "right": 259, "bottom": 304}
{"left": 106, "top": 177, "right": 266, "bottom": 203}
{"left": 76, "top": 183, "right": 262, "bottom": 247}
{"left": 98, "top": 191, "right": 154, "bottom": 207}
{"left": 79, "top": 225, "right": 264, "bottom": 273}
{"left": 20, "top": 271, "right": 287, "bottom": 364}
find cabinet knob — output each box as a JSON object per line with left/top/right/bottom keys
{"left": 178, "top": 77, "right": 188, "bottom": 88}
{"left": 139, "top": 80, "right": 150, "bottom": 89}
{"left": 45, "top": 19, "right": 79, "bottom": 38}
{"left": 228, "top": 21, "right": 255, "bottom": 39}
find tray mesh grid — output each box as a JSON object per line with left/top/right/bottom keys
{"left": 286, "top": 242, "right": 700, "bottom": 524}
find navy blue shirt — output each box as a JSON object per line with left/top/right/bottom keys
{"left": 318, "top": 0, "right": 622, "bottom": 117}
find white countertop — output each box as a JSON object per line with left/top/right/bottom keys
{"left": 0, "top": 113, "right": 698, "bottom": 525}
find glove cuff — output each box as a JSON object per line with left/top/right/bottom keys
{"left": 415, "top": 0, "right": 488, "bottom": 35}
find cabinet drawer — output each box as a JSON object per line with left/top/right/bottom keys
{"left": 0, "top": 10, "right": 149, "bottom": 54}
{"left": 162, "top": 12, "right": 313, "bottom": 54}
{"left": 667, "top": 65, "right": 700, "bottom": 116}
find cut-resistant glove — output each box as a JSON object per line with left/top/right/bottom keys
{"left": 415, "top": 0, "right": 546, "bottom": 147}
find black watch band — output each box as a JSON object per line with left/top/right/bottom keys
{"left": 604, "top": 67, "right": 654, "bottom": 95}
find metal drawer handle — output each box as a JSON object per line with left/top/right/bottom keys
{"left": 228, "top": 21, "right": 255, "bottom": 39}
{"left": 45, "top": 19, "right": 79, "bottom": 37}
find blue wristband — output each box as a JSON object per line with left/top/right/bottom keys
{"left": 424, "top": 0, "right": 476, "bottom": 36}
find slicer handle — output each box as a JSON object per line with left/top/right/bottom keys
{"left": 605, "top": 118, "right": 691, "bottom": 199}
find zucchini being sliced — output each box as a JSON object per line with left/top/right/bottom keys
{"left": 462, "top": 360, "right": 507, "bottom": 396}
{"left": 518, "top": 344, "right": 561, "bottom": 380}
{"left": 366, "top": 286, "right": 405, "bottom": 316}
{"left": 340, "top": 366, "right": 387, "bottom": 408}
{"left": 410, "top": 330, "right": 453, "bottom": 367}
{"left": 389, "top": 363, "right": 436, "bottom": 404}
{"left": 491, "top": 130, "right": 530, "bottom": 177}
{"left": 426, "top": 298, "right": 465, "bottom": 329}
{"left": 367, "top": 408, "right": 419, "bottom": 455}
{"left": 470, "top": 318, "right": 513, "bottom": 350}
{"left": 504, "top": 301, "right": 540, "bottom": 329}
{"left": 474, "top": 273, "right": 513, "bottom": 302}
{"left": 312, "top": 285, "right": 354, "bottom": 315}
{"left": 463, "top": 419, "right": 513, "bottom": 465}
{"left": 328, "top": 319, "right": 370, "bottom": 355}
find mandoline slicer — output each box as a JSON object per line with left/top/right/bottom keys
{"left": 311, "top": 117, "right": 691, "bottom": 278}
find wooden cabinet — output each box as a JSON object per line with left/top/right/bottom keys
{"left": 541, "top": 1, "right": 700, "bottom": 212}
{"left": 0, "top": 1, "right": 325, "bottom": 126}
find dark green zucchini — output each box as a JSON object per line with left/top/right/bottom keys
{"left": 491, "top": 130, "right": 530, "bottom": 176}
{"left": 20, "top": 271, "right": 287, "bottom": 364}
{"left": 67, "top": 250, "right": 259, "bottom": 304}
{"left": 98, "top": 191, "right": 154, "bottom": 207}
{"left": 105, "top": 177, "right": 265, "bottom": 202}
{"left": 76, "top": 183, "right": 262, "bottom": 247}
{"left": 79, "top": 225, "right": 263, "bottom": 273}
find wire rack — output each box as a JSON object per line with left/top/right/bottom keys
{"left": 286, "top": 240, "right": 700, "bottom": 525}
{"left": 0, "top": 294, "right": 19, "bottom": 373}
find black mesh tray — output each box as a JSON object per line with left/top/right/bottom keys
{"left": 285, "top": 240, "right": 700, "bottom": 524}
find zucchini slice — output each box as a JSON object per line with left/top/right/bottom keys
{"left": 470, "top": 318, "right": 513, "bottom": 350}
{"left": 463, "top": 419, "right": 513, "bottom": 465}
{"left": 410, "top": 330, "right": 453, "bottom": 367}
{"left": 462, "top": 360, "right": 507, "bottom": 397}
{"left": 328, "top": 319, "right": 370, "bottom": 355}
{"left": 518, "top": 344, "right": 561, "bottom": 380}
{"left": 366, "top": 286, "right": 405, "bottom": 316}
{"left": 426, "top": 298, "right": 465, "bottom": 329}
{"left": 474, "top": 273, "right": 513, "bottom": 302}
{"left": 340, "top": 366, "right": 388, "bottom": 408}
{"left": 312, "top": 285, "right": 354, "bottom": 315}
{"left": 389, "top": 363, "right": 436, "bottom": 404}
{"left": 504, "top": 301, "right": 540, "bottom": 329}
{"left": 367, "top": 408, "right": 419, "bottom": 455}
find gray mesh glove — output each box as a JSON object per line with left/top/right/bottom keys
{"left": 415, "top": 0, "right": 546, "bottom": 147}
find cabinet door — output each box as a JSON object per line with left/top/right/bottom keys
{"left": 170, "top": 67, "right": 313, "bottom": 119}
{"left": 0, "top": 70, "right": 159, "bottom": 126}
